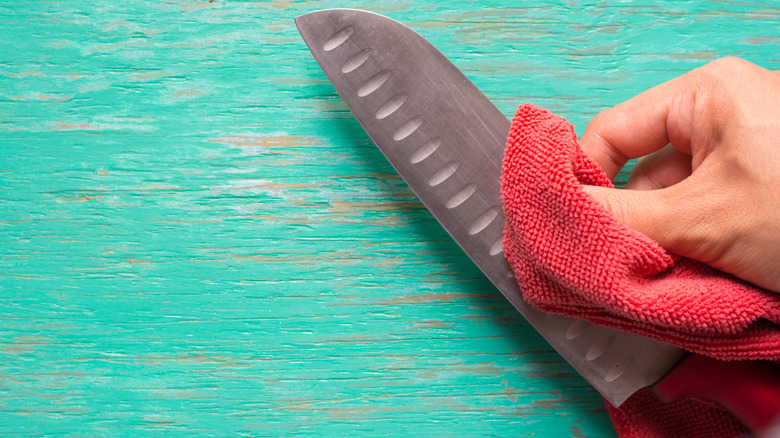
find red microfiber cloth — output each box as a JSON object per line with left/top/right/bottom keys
{"left": 501, "top": 103, "right": 780, "bottom": 437}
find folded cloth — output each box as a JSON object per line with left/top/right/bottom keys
{"left": 500, "top": 103, "right": 780, "bottom": 437}
{"left": 605, "top": 387, "right": 750, "bottom": 438}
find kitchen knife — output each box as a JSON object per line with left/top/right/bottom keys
{"left": 295, "top": 9, "right": 780, "bottom": 436}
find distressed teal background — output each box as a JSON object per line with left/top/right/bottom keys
{"left": 1, "top": 1, "right": 777, "bottom": 436}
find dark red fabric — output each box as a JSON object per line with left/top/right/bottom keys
{"left": 500, "top": 103, "right": 780, "bottom": 437}
{"left": 605, "top": 388, "right": 750, "bottom": 438}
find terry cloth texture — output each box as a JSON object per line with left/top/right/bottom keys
{"left": 606, "top": 387, "right": 750, "bottom": 438}
{"left": 501, "top": 103, "right": 780, "bottom": 437}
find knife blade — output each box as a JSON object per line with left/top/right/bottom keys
{"left": 295, "top": 7, "right": 682, "bottom": 407}
{"left": 294, "top": 11, "right": 780, "bottom": 435}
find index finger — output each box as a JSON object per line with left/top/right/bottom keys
{"left": 579, "top": 72, "right": 698, "bottom": 179}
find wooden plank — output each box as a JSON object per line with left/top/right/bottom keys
{"left": 1, "top": 1, "right": 777, "bottom": 435}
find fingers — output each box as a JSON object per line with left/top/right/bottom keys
{"left": 581, "top": 185, "right": 671, "bottom": 246}
{"left": 580, "top": 73, "right": 698, "bottom": 179}
{"left": 626, "top": 144, "right": 692, "bottom": 190}
{"left": 578, "top": 58, "right": 780, "bottom": 292}
{"left": 582, "top": 165, "right": 723, "bottom": 262}
{"left": 581, "top": 182, "right": 702, "bottom": 254}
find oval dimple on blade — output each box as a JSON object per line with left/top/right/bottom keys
{"left": 323, "top": 26, "right": 354, "bottom": 51}
{"left": 393, "top": 116, "right": 423, "bottom": 141}
{"left": 358, "top": 70, "right": 390, "bottom": 97}
{"left": 376, "top": 94, "right": 407, "bottom": 119}
{"left": 446, "top": 184, "right": 476, "bottom": 209}
{"left": 469, "top": 207, "right": 499, "bottom": 235}
{"left": 605, "top": 354, "right": 635, "bottom": 382}
{"left": 342, "top": 48, "right": 372, "bottom": 73}
{"left": 586, "top": 333, "right": 616, "bottom": 361}
{"left": 410, "top": 138, "right": 440, "bottom": 164}
{"left": 565, "top": 319, "right": 591, "bottom": 340}
{"left": 429, "top": 162, "right": 458, "bottom": 186}
{"left": 488, "top": 237, "right": 504, "bottom": 256}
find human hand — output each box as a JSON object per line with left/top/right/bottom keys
{"left": 579, "top": 57, "right": 780, "bottom": 293}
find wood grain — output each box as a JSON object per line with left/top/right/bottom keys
{"left": 1, "top": 1, "right": 777, "bottom": 436}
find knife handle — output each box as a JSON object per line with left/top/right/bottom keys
{"left": 652, "top": 353, "right": 780, "bottom": 438}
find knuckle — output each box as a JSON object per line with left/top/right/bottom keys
{"left": 691, "top": 57, "right": 758, "bottom": 92}
{"left": 584, "top": 109, "right": 612, "bottom": 142}
{"left": 698, "top": 56, "right": 754, "bottom": 79}
{"left": 707, "top": 56, "right": 747, "bottom": 71}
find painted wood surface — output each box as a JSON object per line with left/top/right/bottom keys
{"left": 1, "top": 1, "right": 777, "bottom": 436}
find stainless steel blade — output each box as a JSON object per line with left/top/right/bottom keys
{"left": 296, "top": 8, "right": 684, "bottom": 406}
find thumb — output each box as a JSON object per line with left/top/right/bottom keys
{"left": 581, "top": 185, "right": 678, "bottom": 250}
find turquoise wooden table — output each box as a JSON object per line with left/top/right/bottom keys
{"left": 2, "top": 1, "right": 777, "bottom": 436}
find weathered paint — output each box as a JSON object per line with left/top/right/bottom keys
{"left": 1, "top": 1, "right": 777, "bottom": 436}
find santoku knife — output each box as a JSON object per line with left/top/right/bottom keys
{"left": 295, "top": 9, "right": 780, "bottom": 436}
